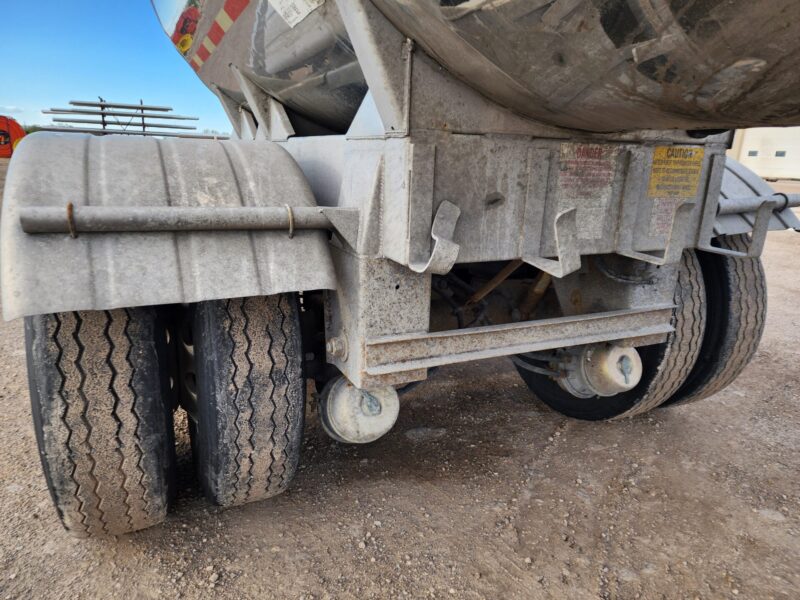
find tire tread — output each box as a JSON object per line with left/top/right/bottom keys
{"left": 194, "top": 295, "right": 304, "bottom": 507}
{"left": 27, "top": 309, "right": 172, "bottom": 536}
{"left": 615, "top": 250, "right": 706, "bottom": 418}
{"left": 669, "top": 234, "right": 766, "bottom": 405}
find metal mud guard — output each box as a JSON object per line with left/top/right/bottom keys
{"left": 1, "top": 132, "right": 336, "bottom": 320}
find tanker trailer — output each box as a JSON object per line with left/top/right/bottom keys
{"left": 3, "top": 0, "right": 800, "bottom": 536}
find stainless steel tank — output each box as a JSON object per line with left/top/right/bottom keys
{"left": 154, "top": 0, "right": 800, "bottom": 132}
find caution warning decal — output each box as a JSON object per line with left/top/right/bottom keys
{"left": 647, "top": 146, "right": 705, "bottom": 234}
{"left": 648, "top": 146, "right": 705, "bottom": 199}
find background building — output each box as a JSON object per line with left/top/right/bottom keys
{"left": 729, "top": 127, "right": 800, "bottom": 180}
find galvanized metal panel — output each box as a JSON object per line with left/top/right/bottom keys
{"left": 1, "top": 133, "right": 336, "bottom": 320}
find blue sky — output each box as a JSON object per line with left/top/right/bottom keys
{"left": 0, "top": 0, "right": 230, "bottom": 133}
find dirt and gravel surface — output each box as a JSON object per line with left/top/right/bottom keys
{"left": 0, "top": 157, "right": 798, "bottom": 599}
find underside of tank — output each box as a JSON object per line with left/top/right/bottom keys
{"left": 173, "top": 0, "right": 800, "bottom": 134}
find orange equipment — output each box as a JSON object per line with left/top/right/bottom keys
{"left": 0, "top": 116, "right": 25, "bottom": 158}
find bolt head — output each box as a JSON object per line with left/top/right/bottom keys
{"left": 326, "top": 336, "right": 347, "bottom": 359}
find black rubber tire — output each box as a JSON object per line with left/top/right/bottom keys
{"left": 25, "top": 308, "right": 176, "bottom": 537}
{"left": 515, "top": 250, "right": 706, "bottom": 420}
{"left": 663, "top": 235, "right": 767, "bottom": 406}
{"left": 191, "top": 295, "right": 305, "bottom": 508}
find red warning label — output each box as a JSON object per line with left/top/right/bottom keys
{"left": 556, "top": 143, "right": 619, "bottom": 239}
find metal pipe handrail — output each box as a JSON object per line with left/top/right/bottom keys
{"left": 44, "top": 109, "right": 199, "bottom": 120}
{"left": 717, "top": 193, "right": 800, "bottom": 215}
{"left": 19, "top": 205, "right": 341, "bottom": 234}
{"left": 50, "top": 118, "right": 197, "bottom": 130}
{"left": 37, "top": 126, "right": 225, "bottom": 139}
{"left": 69, "top": 100, "right": 172, "bottom": 111}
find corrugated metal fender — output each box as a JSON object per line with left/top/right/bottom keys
{"left": 1, "top": 133, "right": 336, "bottom": 320}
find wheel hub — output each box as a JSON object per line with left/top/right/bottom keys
{"left": 557, "top": 344, "right": 643, "bottom": 398}
{"left": 319, "top": 377, "right": 400, "bottom": 444}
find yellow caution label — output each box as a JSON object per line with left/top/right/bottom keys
{"left": 647, "top": 146, "right": 705, "bottom": 199}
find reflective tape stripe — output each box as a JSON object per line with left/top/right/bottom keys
{"left": 207, "top": 22, "right": 225, "bottom": 45}
{"left": 184, "top": 0, "right": 250, "bottom": 71}
{"left": 196, "top": 45, "right": 211, "bottom": 62}
{"left": 216, "top": 10, "right": 234, "bottom": 32}
{"left": 202, "top": 37, "right": 217, "bottom": 53}
{"left": 223, "top": 0, "right": 249, "bottom": 20}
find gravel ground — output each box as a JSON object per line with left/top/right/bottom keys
{"left": 0, "top": 157, "right": 798, "bottom": 599}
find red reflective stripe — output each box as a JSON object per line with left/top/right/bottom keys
{"left": 207, "top": 22, "right": 225, "bottom": 45}
{"left": 185, "top": 0, "right": 248, "bottom": 70}
{"left": 223, "top": 0, "right": 249, "bottom": 20}
{"left": 196, "top": 45, "right": 211, "bottom": 62}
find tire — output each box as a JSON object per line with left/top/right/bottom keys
{"left": 515, "top": 250, "right": 706, "bottom": 420}
{"left": 190, "top": 295, "right": 305, "bottom": 508}
{"left": 26, "top": 308, "right": 176, "bottom": 537}
{"left": 663, "top": 235, "right": 766, "bottom": 406}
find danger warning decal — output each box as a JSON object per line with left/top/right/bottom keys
{"left": 556, "top": 143, "right": 620, "bottom": 240}
{"left": 647, "top": 146, "right": 705, "bottom": 234}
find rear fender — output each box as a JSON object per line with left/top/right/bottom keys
{"left": 1, "top": 133, "right": 336, "bottom": 320}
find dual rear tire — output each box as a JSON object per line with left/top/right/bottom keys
{"left": 23, "top": 240, "right": 768, "bottom": 533}
{"left": 26, "top": 294, "right": 305, "bottom": 537}
{"left": 516, "top": 236, "right": 767, "bottom": 420}
{"left": 189, "top": 296, "right": 305, "bottom": 507}
{"left": 26, "top": 308, "right": 176, "bottom": 537}
{"left": 516, "top": 250, "right": 707, "bottom": 420}
{"left": 663, "top": 235, "right": 767, "bottom": 406}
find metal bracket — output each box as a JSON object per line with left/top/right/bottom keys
{"left": 239, "top": 107, "right": 258, "bottom": 140}
{"left": 320, "top": 207, "right": 360, "bottom": 248}
{"left": 346, "top": 92, "right": 386, "bottom": 140}
{"left": 618, "top": 201, "right": 696, "bottom": 265}
{"left": 210, "top": 84, "right": 243, "bottom": 139}
{"left": 695, "top": 153, "right": 777, "bottom": 257}
{"left": 710, "top": 157, "right": 800, "bottom": 238}
{"left": 524, "top": 208, "right": 581, "bottom": 278}
{"left": 408, "top": 200, "right": 461, "bottom": 275}
{"left": 698, "top": 199, "right": 776, "bottom": 257}
{"left": 230, "top": 65, "right": 295, "bottom": 142}
{"left": 613, "top": 148, "right": 697, "bottom": 267}
{"left": 335, "top": 0, "right": 410, "bottom": 136}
